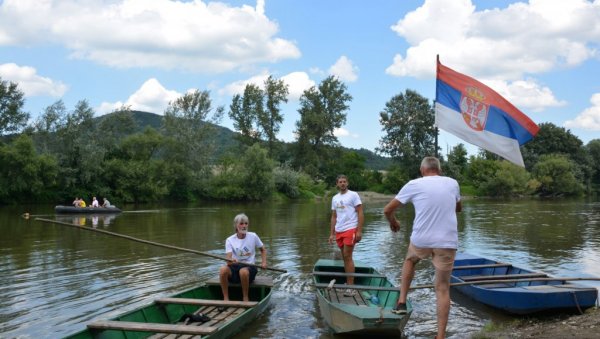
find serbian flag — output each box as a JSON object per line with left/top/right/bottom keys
{"left": 435, "top": 58, "right": 539, "bottom": 167}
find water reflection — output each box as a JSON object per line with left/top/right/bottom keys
{"left": 0, "top": 198, "right": 599, "bottom": 338}
{"left": 54, "top": 213, "right": 119, "bottom": 227}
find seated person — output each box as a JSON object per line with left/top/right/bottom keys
{"left": 79, "top": 199, "right": 87, "bottom": 207}
{"left": 219, "top": 213, "right": 267, "bottom": 302}
{"left": 91, "top": 197, "right": 99, "bottom": 207}
{"left": 102, "top": 198, "right": 111, "bottom": 207}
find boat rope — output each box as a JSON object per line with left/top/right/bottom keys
{"left": 571, "top": 291, "right": 583, "bottom": 315}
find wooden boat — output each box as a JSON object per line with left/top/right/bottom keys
{"left": 312, "top": 259, "right": 411, "bottom": 335}
{"left": 451, "top": 253, "right": 599, "bottom": 314}
{"left": 64, "top": 275, "right": 273, "bottom": 339}
{"left": 55, "top": 205, "right": 122, "bottom": 214}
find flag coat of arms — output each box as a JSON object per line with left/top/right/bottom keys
{"left": 435, "top": 59, "right": 539, "bottom": 167}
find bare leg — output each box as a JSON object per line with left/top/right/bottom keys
{"left": 434, "top": 268, "right": 452, "bottom": 339}
{"left": 398, "top": 257, "right": 417, "bottom": 304}
{"left": 219, "top": 265, "right": 231, "bottom": 301}
{"left": 341, "top": 245, "right": 355, "bottom": 285}
{"left": 239, "top": 267, "right": 250, "bottom": 301}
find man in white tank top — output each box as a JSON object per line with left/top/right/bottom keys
{"left": 383, "top": 157, "right": 462, "bottom": 339}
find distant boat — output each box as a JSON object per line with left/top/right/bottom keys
{"left": 312, "top": 259, "right": 411, "bottom": 336}
{"left": 451, "top": 253, "right": 599, "bottom": 314}
{"left": 64, "top": 275, "right": 273, "bottom": 338}
{"left": 55, "top": 205, "right": 122, "bottom": 214}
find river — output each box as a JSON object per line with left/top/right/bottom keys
{"left": 1, "top": 197, "right": 599, "bottom": 338}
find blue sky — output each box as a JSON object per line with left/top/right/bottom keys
{"left": 1, "top": 0, "right": 599, "bottom": 155}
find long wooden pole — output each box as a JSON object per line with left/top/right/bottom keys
{"left": 36, "top": 217, "right": 286, "bottom": 273}
{"left": 315, "top": 277, "right": 600, "bottom": 292}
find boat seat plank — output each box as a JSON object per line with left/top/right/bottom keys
{"left": 87, "top": 320, "right": 217, "bottom": 335}
{"left": 461, "top": 273, "right": 547, "bottom": 281}
{"left": 314, "top": 283, "right": 400, "bottom": 292}
{"left": 312, "top": 271, "right": 387, "bottom": 278}
{"left": 453, "top": 263, "right": 511, "bottom": 270}
{"left": 155, "top": 297, "right": 258, "bottom": 308}
{"left": 205, "top": 275, "right": 273, "bottom": 287}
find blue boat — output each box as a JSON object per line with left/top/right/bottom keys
{"left": 451, "top": 253, "right": 599, "bottom": 314}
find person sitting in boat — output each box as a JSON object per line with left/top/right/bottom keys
{"left": 219, "top": 213, "right": 267, "bottom": 302}
{"left": 79, "top": 199, "right": 87, "bottom": 207}
{"left": 102, "top": 198, "right": 111, "bottom": 207}
{"left": 91, "top": 197, "right": 99, "bottom": 207}
{"left": 72, "top": 197, "right": 80, "bottom": 207}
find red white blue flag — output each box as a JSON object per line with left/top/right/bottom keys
{"left": 435, "top": 59, "right": 539, "bottom": 167}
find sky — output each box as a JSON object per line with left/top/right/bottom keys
{"left": 1, "top": 0, "right": 599, "bottom": 156}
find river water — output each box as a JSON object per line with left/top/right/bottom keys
{"left": 1, "top": 197, "right": 599, "bottom": 338}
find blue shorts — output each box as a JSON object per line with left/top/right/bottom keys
{"left": 228, "top": 263, "right": 258, "bottom": 283}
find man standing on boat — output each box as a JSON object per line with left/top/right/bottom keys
{"left": 383, "top": 156, "right": 461, "bottom": 339}
{"left": 329, "top": 174, "right": 364, "bottom": 297}
{"left": 219, "top": 213, "right": 267, "bottom": 302}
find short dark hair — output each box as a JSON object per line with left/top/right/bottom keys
{"left": 336, "top": 174, "right": 348, "bottom": 182}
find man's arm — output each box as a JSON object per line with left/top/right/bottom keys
{"left": 354, "top": 204, "right": 364, "bottom": 242}
{"left": 383, "top": 199, "right": 402, "bottom": 232}
{"left": 329, "top": 210, "right": 337, "bottom": 244}
{"left": 259, "top": 247, "right": 267, "bottom": 269}
{"left": 456, "top": 200, "right": 462, "bottom": 213}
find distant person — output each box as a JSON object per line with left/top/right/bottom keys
{"left": 329, "top": 174, "right": 364, "bottom": 297}
{"left": 79, "top": 199, "right": 87, "bottom": 208}
{"left": 72, "top": 197, "right": 81, "bottom": 207}
{"left": 102, "top": 198, "right": 111, "bottom": 208}
{"left": 219, "top": 213, "right": 267, "bottom": 302}
{"left": 91, "top": 197, "right": 99, "bottom": 207}
{"left": 383, "top": 156, "right": 462, "bottom": 339}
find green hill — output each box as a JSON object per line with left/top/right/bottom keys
{"left": 125, "top": 110, "right": 392, "bottom": 170}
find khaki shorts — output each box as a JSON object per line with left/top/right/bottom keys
{"left": 406, "top": 243, "right": 456, "bottom": 271}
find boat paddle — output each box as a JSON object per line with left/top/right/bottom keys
{"left": 36, "top": 217, "right": 286, "bottom": 273}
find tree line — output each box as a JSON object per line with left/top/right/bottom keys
{"left": 1, "top": 76, "right": 598, "bottom": 205}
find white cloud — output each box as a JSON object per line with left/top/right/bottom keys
{"left": 328, "top": 56, "right": 358, "bottom": 82}
{"left": 385, "top": 0, "right": 599, "bottom": 112}
{"left": 220, "top": 72, "right": 270, "bottom": 96}
{"left": 387, "top": 0, "right": 599, "bottom": 80}
{"left": 0, "top": 63, "right": 67, "bottom": 97}
{"left": 334, "top": 127, "right": 359, "bottom": 138}
{"left": 97, "top": 78, "right": 182, "bottom": 115}
{"left": 564, "top": 93, "right": 600, "bottom": 131}
{"left": 483, "top": 79, "right": 566, "bottom": 112}
{"left": 0, "top": 0, "right": 300, "bottom": 73}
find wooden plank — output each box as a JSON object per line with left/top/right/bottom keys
{"left": 155, "top": 297, "right": 258, "bottom": 308}
{"left": 460, "top": 273, "right": 547, "bottom": 281}
{"left": 452, "top": 263, "right": 511, "bottom": 270}
{"left": 205, "top": 275, "right": 273, "bottom": 287}
{"left": 314, "top": 283, "right": 400, "bottom": 292}
{"left": 312, "top": 271, "right": 387, "bottom": 278}
{"left": 87, "top": 320, "right": 217, "bottom": 335}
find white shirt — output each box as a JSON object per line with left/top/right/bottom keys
{"left": 225, "top": 232, "right": 264, "bottom": 264}
{"left": 331, "top": 190, "right": 362, "bottom": 233}
{"left": 91, "top": 199, "right": 99, "bottom": 207}
{"left": 395, "top": 175, "right": 461, "bottom": 249}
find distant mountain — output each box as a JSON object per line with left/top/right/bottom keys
{"left": 126, "top": 110, "right": 393, "bottom": 170}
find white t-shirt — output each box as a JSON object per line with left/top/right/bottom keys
{"left": 331, "top": 190, "right": 362, "bottom": 233}
{"left": 395, "top": 175, "right": 461, "bottom": 249}
{"left": 225, "top": 232, "right": 264, "bottom": 264}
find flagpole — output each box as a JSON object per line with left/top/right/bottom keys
{"left": 435, "top": 54, "right": 439, "bottom": 158}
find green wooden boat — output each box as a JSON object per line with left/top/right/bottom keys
{"left": 312, "top": 259, "right": 412, "bottom": 336}
{"left": 65, "top": 275, "right": 273, "bottom": 339}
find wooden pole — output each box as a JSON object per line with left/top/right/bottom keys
{"left": 315, "top": 277, "right": 600, "bottom": 292}
{"left": 36, "top": 217, "right": 286, "bottom": 273}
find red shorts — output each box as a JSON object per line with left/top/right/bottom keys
{"left": 335, "top": 228, "right": 356, "bottom": 248}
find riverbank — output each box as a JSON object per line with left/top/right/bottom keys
{"left": 472, "top": 307, "right": 600, "bottom": 339}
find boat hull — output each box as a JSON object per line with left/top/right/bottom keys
{"left": 313, "top": 259, "right": 411, "bottom": 335}
{"left": 451, "top": 253, "right": 598, "bottom": 314}
{"left": 64, "top": 276, "right": 272, "bottom": 339}
{"left": 55, "top": 205, "right": 122, "bottom": 214}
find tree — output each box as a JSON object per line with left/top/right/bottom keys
{"left": 445, "top": 143, "right": 468, "bottom": 181}
{"left": 163, "top": 90, "right": 224, "bottom": 200}
{"left": 259, "top": 75, "right": 289, "bottom": 156}
{"left": 586, "top": 139, "right": 600, "bottom": 190}
{"left": 0, "top": 77, "right": 29, "bottom": 136}
{"left": 294, "top": 76, "right": 352, "bottom": 176}
{"left": 377, "top": 89, "right": 437, "bottom": 177}
{"left": 532, "top": 154, "right": 583, "bottom": 196}
{"left": 32, "top": 100, "right": 67, "bottom": 155}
